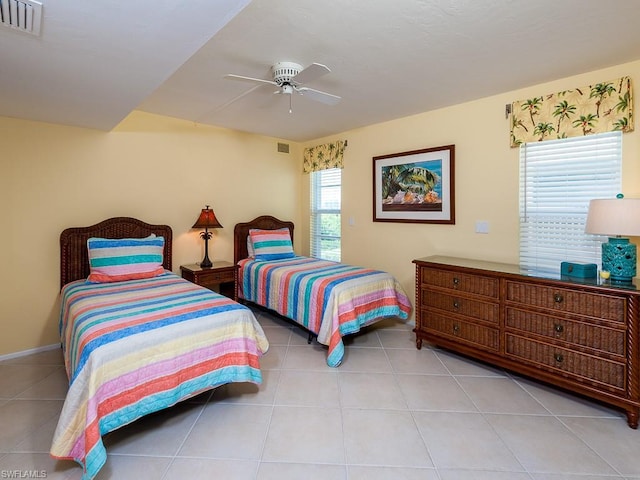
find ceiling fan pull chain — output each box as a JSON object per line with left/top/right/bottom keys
{"left": 289, "top": 93, "right": 293, "bottom": 114}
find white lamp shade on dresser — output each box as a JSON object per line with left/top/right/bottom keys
{"left": 585, "top": 198, "right": 640, "bottom": 237}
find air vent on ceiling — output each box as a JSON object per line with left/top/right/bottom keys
{"left": 0, "top": 0, "right": 42, "bottom": 36}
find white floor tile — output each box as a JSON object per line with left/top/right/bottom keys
{"left": 262, "top": 406, "right": 345, "bottom": 464}
{"left": 179, "top": 403, "right": 271, "bottom": 460}
{"left": 338, "top": 372, "right": 407, "bottom": 410}
{"left": 342, "top": 408, "right": 433, "bottom": 467}
{"left": 413, "top": 411, "right": 524, "bottom": 471}
{"left": 486, "top": 414, "right": 619, "bottom": 475}
{"left": 257, "top": 462, "right": 346, "bottom": 480}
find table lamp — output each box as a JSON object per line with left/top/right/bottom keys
{"left": 191, "top": 205, "right": 222, "bottom": 268}
{"left": 585, "top": 194, "right": 640, "bottom": 283}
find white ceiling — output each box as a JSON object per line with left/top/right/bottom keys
{"left": 2, "top": 0, "right": 640, "bottom": 142}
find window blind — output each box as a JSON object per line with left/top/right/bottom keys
{"left": 519, "top": 131, "right": 622, "bottom": 274}
{"left": 310, "top": 168, "right": 341, "bottom": 261}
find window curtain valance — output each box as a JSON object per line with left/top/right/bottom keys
{"left": 303, "top": 140, "right": 346, "bottom": 173}
{"left": 510, "top": 76, "right": 633, "bottom": 147}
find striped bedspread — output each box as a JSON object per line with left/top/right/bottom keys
{"left": 238, "top": 256, "right": 411, "bottom": 367}
{"left": 50, "top": 272, "right": 269, "bottom": 480}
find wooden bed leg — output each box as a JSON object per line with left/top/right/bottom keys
{"left": 307, "top": 332, "right": 314, "bottom": 344}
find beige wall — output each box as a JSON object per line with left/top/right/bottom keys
{"left": 300, "top": 60, "right": 640, "bottom": 310}
{"left": 0, "top": 112, "right": 302, "bottom": 356}
{"left": 3, "top": 60, "right": 640, "bottom": 356}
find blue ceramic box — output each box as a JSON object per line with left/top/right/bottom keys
{"left": 560, "top": 262, "right": 598, "bottom": 279}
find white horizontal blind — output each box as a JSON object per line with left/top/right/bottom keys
{"left": 519, "top": 131, "right": 622, "bottom": 275}
{"left": 310, "top": 168, "right": 341, "bottom": 261}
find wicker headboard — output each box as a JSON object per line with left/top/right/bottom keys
{"left": 60, "top": 217, "right": 173, "bottom": 288}
{"left": 234, "top": 215, "right": 295, "bottom": 264}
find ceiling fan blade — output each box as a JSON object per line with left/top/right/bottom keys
{"left": 224, "top": 74, "right": 277, "bottom": 86}
{"left": 297, "top": 87, "right": 341, "bottom": 105}
{"left": 291, "top": 63, "right": 331, "bottom": 85}
{"left": 209, "top": 84, "right": 265, "bottom": 114}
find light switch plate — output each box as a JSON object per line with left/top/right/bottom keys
{"left": 475, "top": 221, "right": 489, "bottom": 234}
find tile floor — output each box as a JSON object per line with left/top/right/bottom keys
{"left": 1, "top": 307, "right": 640, "bottom": 479}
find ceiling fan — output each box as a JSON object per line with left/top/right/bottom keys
{"left": 224, "top": 61, "right": 341, "bottom": 113}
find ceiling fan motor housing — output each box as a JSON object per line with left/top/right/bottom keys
{"left": 272, "top": 62, "right": 302, "bottom": 86}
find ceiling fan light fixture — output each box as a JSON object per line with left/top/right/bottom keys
{"left": 272, "top": 62, "right": 303, "bottom": 86}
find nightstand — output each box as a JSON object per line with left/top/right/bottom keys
{"left": 180, "top": 261, "right": 236, "bottom": 300}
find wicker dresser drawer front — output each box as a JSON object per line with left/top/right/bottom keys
{"left": 505, "top": 334, "right": 625, "bottom": 391}
{"left": 422, "top": 289, "right": 498, "bottom": 323}
{"left": 420, "top": 267, "right": 498, "bottom": 298}
{"left": 197, "top": 271, "right": 234, "bottom": 284}
{"left": 506, "top": 281, "right": 626, "bottom": 322}
{"left": 505, "top": 308, "right": 625, "bottom": 356}
{"left": 423, "top": 310, "right": 499, "bottom": 351}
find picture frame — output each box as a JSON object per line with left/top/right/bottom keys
{"left": 373, "top": 144, "right": 455, "bottom": 224}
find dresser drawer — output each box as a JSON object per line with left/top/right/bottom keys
{"left": 505, "top": 334, "right": 626, "bottom": 392}
{"left": 505, "top": 307, "right": 625, "bottom": 357}
{"left": 421, "top": 289, "right": 498, "bottom": 324}
{"left": 505, "top": 281, "right": 626, "bottom": 322}
{"left": 420, "top": 267, "right": 498, "bottom": 299}
{"left": 196, "top": 269, "right": 235, "bottom": 284}
{"left": 421, "top": 310, "right": 499, "bottom": 352}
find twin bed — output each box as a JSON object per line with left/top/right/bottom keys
{"left": 50, "top": 217, "right": 268, "bottom": 480}
{"left": 51, "top": 215, "right": 410, "bottom": 479}
{"left": 234, "top": 215, "right": 411, "bottom": 367}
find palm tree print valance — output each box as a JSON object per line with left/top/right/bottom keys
{"left": 510, "top": 76, "right": 633, "bottom": 147}
{"left": 303, "top": 140, "right": 346, "bottom": 173}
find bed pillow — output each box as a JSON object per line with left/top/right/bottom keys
{"left": 247, "top": 236, "right": 255, "bottom": 258}
{"left": 249, "top": 228, "right": 295, "bottom": 261}
{"left": 87, "top": 235, "right": 165, "bottom": 283}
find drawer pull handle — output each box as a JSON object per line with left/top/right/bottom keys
{"left": 554, "top": 323, "right": 564, "bottom": 334}
{"left": 554, "top": 353, "right": 564, "bottom": 363}
{"left": 453, "top": 324, "right": 460, "bottom": 334}
{"left": 553, "top": 293, "right": 564, "bottom": 303}
{"left": 453, "top": 277, "right": 460, "bottom": 286}
{"left": 453, "top": 300, "right": 460, "bottom": 309}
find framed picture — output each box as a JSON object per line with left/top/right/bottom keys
{"left": 373, "top": 144, "right": 455, "bottom": 224}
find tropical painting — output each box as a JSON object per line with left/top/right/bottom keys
{"left": 381, "top": 160, "right": 442, "bottom": 212}
{"left": 373, "top": 145, "right": 455, "bottom": 224}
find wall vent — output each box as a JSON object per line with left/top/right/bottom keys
{"left": 277, "top": 142, "right": 290, "bottom": 154}
{"left": 0, "top": 0, "right": 42, "bottom": 36}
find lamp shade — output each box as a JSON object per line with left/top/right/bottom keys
{"left": 585, "top": 198, "right": 640, "bottom": 237}
{"left": 192, "top": 206, "right": 223, "bottom": 229}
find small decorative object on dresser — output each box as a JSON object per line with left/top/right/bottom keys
{"left": 181, "top": 261, "right": 236, "bottom": 300}
{"left": 413, "top": 255, "right": 640, "bottom": 428}
{"left": 585, "top": 194, "right": 640, "bottom": 284}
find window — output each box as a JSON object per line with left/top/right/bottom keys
{"left": 310, "top": 168, "right": 341, "bottom": 261}
{"left": 519, "top": 131, "right": 622, "bottom": 274}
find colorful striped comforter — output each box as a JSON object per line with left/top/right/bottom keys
{"left": 238, "top": 256, "right": 411, "bottom": 367}
{"left": 50, "top": 272, "right": 269, "bottom": 480}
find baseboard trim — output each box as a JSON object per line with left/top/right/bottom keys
{"left": 0, "top": 343, "right": 60, "bottom": 362}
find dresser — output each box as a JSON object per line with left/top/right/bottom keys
{"left": 413, "top": 255, "right": 640, "bottom": 428}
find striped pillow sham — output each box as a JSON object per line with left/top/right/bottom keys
{"left": 87, "top": 235, "right": 165, "bottom": 283}
{"left": 249, "top": 228, "right": 295, "bottom": 261}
